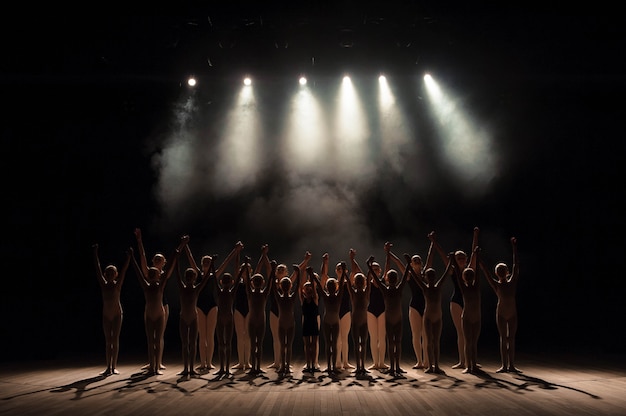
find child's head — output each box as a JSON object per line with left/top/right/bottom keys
{"left": 354, "top": 272, "right": 366, "bottom": 289}
{"left": 326, "top": 277, "right": 338, "bottom": 293}
{"left": 371, "top": 261, "right": 381, "bottom": 276}
{"left": 147, "top": 267, "right": 161, "bottom": 283}
{"left": 280, "top": 276, "right": 292, "bottom": 292}
{"left": 201, "top": 255, "right": 212, "bottom": 270}
{"left": 454, "top": 251, "right": 468, "bottom": 268}
{"left": 495, "top": 263, "right": 509, "bottom": 280}
{"left": 152, "top": 253, "right": 166, "bottom": 270}
{"left": 221, "top": 272, "right": 233, "bottom": 288}
{"left": 424, "top": 268, "right": 436, "bottom": 284}
{"left": 276, "top": 264, "right": 288, "bottom": 279}
{"left": 303, "top": 281, "right": 314, "bottom": 298}
{"left": 386, "top": 269, "right": 398, "bottom": 286}
{"left": 462, "top": 267, "right": 475, "bottom": 285}
{"left": 411, "top": 255, "right": 423, "bottom": 273}
{"left": 103, "top": 265, "right": 118, "bottom": 282}
{"left": 184, "top": 268, "right": 198, "bottom": 284}
{"left": 251, "top": 273, "right": 265, "bottom": 289}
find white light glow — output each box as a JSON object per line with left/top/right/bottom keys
{"left": 299, "top": 76, "right": 307, "bottom": 86}
{"left": 243, "top": 77, "right": 252, "bottom": 86}
{"left": 423, "top": 74, "right": 496, "bottom": 192}
{"left": 187, "top": 77, "right": 197, "bottom": 87}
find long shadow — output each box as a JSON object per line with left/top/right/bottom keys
{"left": 472, "top": 369, "right": 523, "bottom": 391}
{"left": 421, "top": 369, "right": 466, "bottom": 390}
{"left": 513, "top": 373, "right": 601, "bottom": 399}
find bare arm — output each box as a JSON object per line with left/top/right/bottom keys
{"left": 510, "top": 237, "right": 519, "bottom": 282}
{"left": 117, "top": 250, "right": 131, "bottom": 287}
{"left": 320, "top": 253, "right": 329, "bottom": 283}
{"left": 404, "top": 253, "right": 426, "bottom": 290}
{"left": 254, "top": 244, "right": 270, "bottom": 276}
{"left": 215, "top": 241, "right": 244, "bottom": 278}
{"left": 92, "top": 244, "right": 105, "bottom": 287}
{"left": 162, "top": 235, "right": 189, "bottom": 283}
{"left": 385, "top": 242, "right": 406, "bottom": 274}
{"left": 435, "top": 255, "right": 454, "bottom": 287}
{"left": 427, "top": 231, "right": 446, "bottom": 268}
{"left": 129, "top": 247, "right": 148, "bottom": 289}
{"left": 185, "top": 244, "right": 200, "bottom": 273}
{"left": 134, "top": 228, "right": 149, "bottom": 275}
{"left": 298, "top": 251, "right": 313, "bottom": 295}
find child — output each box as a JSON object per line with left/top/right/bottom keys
{"left": 453, "top": 246, "right": 481, "bottom": 374}
{"left": 92, "top": 243, "right": 130, "bottom": 376}
{"left": 176, "top": 248, "right": 214, "bottom": 378}
{"left": 273, "top": 264, "right": 301, "bottom": 376}
{"left": 301, "top": 268, "right": 320, "bottom": 374}
{"left": 481, "top": 237, "right": 520, "bottom": 373}
{"left": 406, "top": 239, "right": 454, "bottom": 374}
{"left": 346, "top": 249, "right": 371, "bottom": 378}
{"left": 245, "top": 245, "right": 275, "bottom": 376}
{"left": 130, "top": 235, "right": 188, "bottom": 375}
{"left": 312, "top": 253, "right": 347, "bottom": 376}
{"left": 214, "top": 241, "right": 245, "bottom": 378}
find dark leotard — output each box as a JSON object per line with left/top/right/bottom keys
{"left": 450, "top": 273, "right": 464, "bottom": 307}
{"left": 197, "top": 278, "right": 217, "bottom": 315}
{"left": 367, "top": 285, "right": 385, "bottom": 318}
{"left": 408, "top": 279, "right": 425, "bottom": 315}
{"left": 339, "top": 289, "right": 351, "bottom": 318}
{"left": 301, "top": 299, "right": 320, "bottom": 337}
{"left": 234, "top": 282, "right": 249, "bottom": 316}
{"left": 268, "top": 295, "right": 279, "bottom": 317}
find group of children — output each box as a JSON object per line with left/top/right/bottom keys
{"left": 92, "top": 227, "right": 519, "bottom": 379}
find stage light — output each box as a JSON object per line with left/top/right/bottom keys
{"left": 378, "top": 74, "right": 386, "bottom": 83}
{"left": 187, "top": 77, "right": 197, "bottom": 87}
{"left": 243, "top": 77, "right": 252, "bottom": 86}
{"left": 299, "top": 76, "right": 307, "bottom": 86}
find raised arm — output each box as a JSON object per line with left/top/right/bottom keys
{"left": 290, "top": 264, "right": 301, "bottom": 296}
{"left": 162, "top": 235, "right": 189, "bottom": 283}
{"left": 129, "top": 247, "right": 148, "bottom": 289}
{"left": 435, "top": 255, "right": 454, "bottom": 287}
{"left": 117, "top": 249, "right": 131, "bottom": 287}
{"left": 185, "top": 244, "right": 200, "bottom": 273}
{"left": 254, "top": 244, "right": 271, "bottom": 277}
{"left": 479, "top": 259, "right": 498, "bottom": 293}
{"left": 92, "top": 244, "right": 105, "bottom": 287}
{"left": 385, "top": 242, "right": 406, "bottom": 274}
{"left": 134, "top": 228, "right": 149, "bottom": 275}
{"left": 349, "top": 248, "right": 363, "bottom": 277}
{"left": 510, "top": 237, "right": 519, "bottom": 282}
{"left": 320, "top": 253, "right": 330, "bottom": 282}
{"left": 427, "top": 231, "right": 447, "bottom": 268}
{"left": 298, "top": 251, "right": 313, "bottom": 295}
{"left": 215, "top": 241, "right": 244, "bottom": 278}
{"left": 471, "top": 227, "right": 480, "bottom": 256}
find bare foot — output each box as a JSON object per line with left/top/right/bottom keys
{"left": 451, "top": 362, "right": 465, "bottom": 369}
{"left": 496, "top": 367, "right": 507, "bottom": 373}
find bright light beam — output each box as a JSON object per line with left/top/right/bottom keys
{"left": 214, "top": 83, "right": 262, "bottom": 194}
{"left": 377, "top": 75, "right": 414, "bottom": 176}
{"left": 282, "top": 84, "right": 328, "bottom": 175}
{"left": 334, "top": 76, "right": 370, "bottom": 181}
{"left": 423, "top": 74, "right": 496, "bottom": 193}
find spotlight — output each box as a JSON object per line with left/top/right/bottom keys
{"left": 187, "top": 77, "right": 197, "bottom": 87}
{"left": 299, "top": 76, "right": 307, "bottom": 86}
{"left": 243, "top": 77, "right": 252, "bottom": 86}
{"left": 378, "top": 74, "right": 386, "bottom": 83}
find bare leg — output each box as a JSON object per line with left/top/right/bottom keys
{"left": 268, "top": 313, "right": 280, "bottom": 369}
{"left": 450, "top": 302, "right": 465, "bottom": 369}
{"left": 233, "top": 310, "right": 250, "bottom": 370}
{"left": 196, "top": 309, "right": 208, "bottom": 369}
{"left": 337, "top": 313, "right": 353, "bottom": 369}
{"left": 409, "top": 308, "right": 426, "bottom": 368}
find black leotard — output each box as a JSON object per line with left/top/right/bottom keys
{"left": 408, "top": 279, "right": 425, "bottom": 315}
{"left": 197, "top": 278, "right": 217, "bottom": 315}
{"left": 339, "top": 289, "right": 351, "bottom": 318}
{"left": 367, "top": 285, "right": 385, "bottom": 318}
{"left": 301, "top": 299, "right": 320, "bottom": 337}
{"left": 234, "top": 282, "right": 249, "bottom": 316}
{"left": 450, "top": 273, "right": 464, "bottom": 307}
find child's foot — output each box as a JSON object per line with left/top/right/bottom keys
{"left": 189, "top": 370, "right": 199, "bottom": 377}
{"left": 141, "top": 363, "right": 150, "bottom": 370}
{"left": 178, "top": 370, "right": 189, "bottom": 376}
{"left": 496, "top": 367, "right": 507, "bottom": 373}
{"left": 231, "top": 363, "right": 244, "bottom": 370}
{"left": 434, "top": 367, "right": 444, "bottom": 374}
{"left": 343, "top": 363, "right": 355, "bottom": 369}
{"left": 111, "top": 369, "right": 120, "bottom": 375}
{"left": 159, "top": 364, "right": 167, "bottom": 370}
{"left": 508, "top": 366, "right": 522, "bottom": 373}
{"left": 100, "top": 368, "right": 112, "bottom": 376}
{"left": 424, "top": 367, "right": 434, "bottom": 374}
{"left": 451, "top": 362, "right": 464, "bottom": 369}
{"left": 267, "top": 362, "right": 277, "bottom": 369}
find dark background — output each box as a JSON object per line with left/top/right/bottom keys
{"left": 2, "top": 4, "right": 625, "bottom": 364}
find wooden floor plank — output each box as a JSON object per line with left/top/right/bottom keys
{"left": 1, "top": 354, "right": 625, "bottom": 416}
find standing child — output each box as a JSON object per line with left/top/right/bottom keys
{"left": 245, "top": 245, "right": 275, "bottom": 376}
{"left": 312, "top": 253, "right": 347, "bottom": 376}
{"left": 453, "top": 246, "right": 481, "bottom": 374}
{"left": 176, "top": 255, "right": 212, "bottom": 378}
{"left": 406, "top": 234, "right": 454, "bottom": 374}
{"left": 92, "top": 244, "right": 130, "bottom": 376}
{"left": 130, "top": 235, "right": 188, "bottom": 375}
{"left": 214, "top": 241, "right": 245, "bottom": 378}
{"left": 346, "top": 249, "right": 371, "bottom": 378}
{"left": 481, "top": 237, "right": 520, "bottom": 373}
{"left": 301, "top": 268, "right": 320, "bottom": 374}
{"left": 273, "top": 264, "right": 301, "bottom": 376}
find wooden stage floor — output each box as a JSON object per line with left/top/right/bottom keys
{"left": 1, "top": 352, "right": 625, "bottom": 416}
